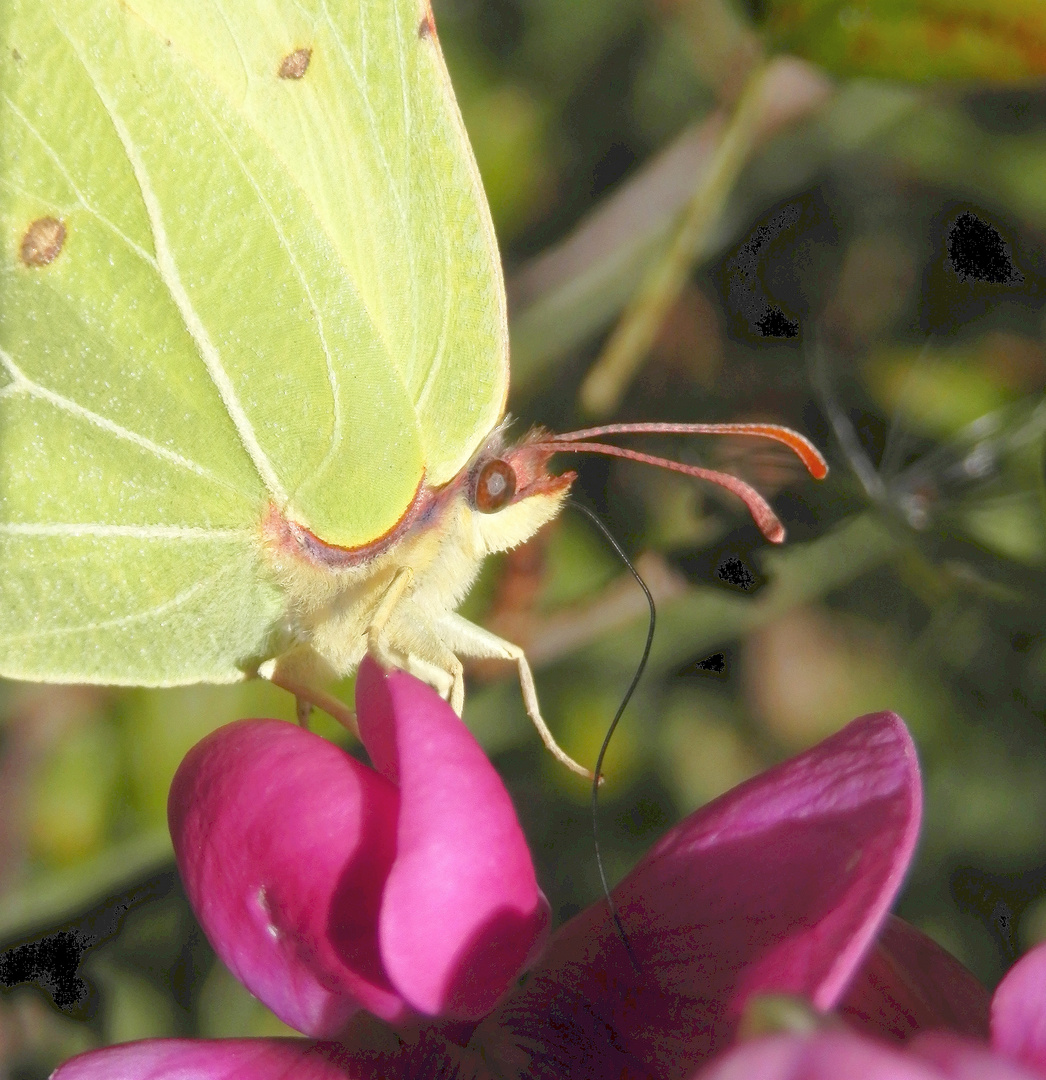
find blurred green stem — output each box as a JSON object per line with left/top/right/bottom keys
{"left": 0, "top": 827, "right": 171, "bottom": 944}
{"left": 672, "top": 0, "right": 762, "bottom": 104}
{"left": 580, "top": 512, "right": 904, "bottom": 678}
{"left": 579, "top": 58, "right": 773, "bottom": 417}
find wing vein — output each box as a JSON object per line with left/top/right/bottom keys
{"left": 3, "top": 565, "right": 237, "bottom": 643}
{"left": 0, "top": 523, "right": 249, "bottom": 539}
{"left": 0, "top": 348, "right": 239, "bottom": 488}
{"left": 51, "top": 20, "right": 289, "bottom": 506}
{"left": 320, "top": 1, "right": 418, "bottom": 382}
{"left": 413, "top": 43, "right": 452, "bottom": 415}
{"left": 1, "top": 93, "right": 158, "bottom": 268}
{"left": 191, "top": 86, "right": 345, "bottom": 498}
{"left": 394, "top": 5, "right": 422, "bottom": 392}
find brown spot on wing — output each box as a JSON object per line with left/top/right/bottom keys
{"left": 20, "top": 217, "right": 65, "bottom": 267}
{"left": 278, "top": 48, "right": 311, "bottom": 79}
{"left": 418, "top": 5, "right": 436, "bottom": 39}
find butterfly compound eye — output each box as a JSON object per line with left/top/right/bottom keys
{"left": 474, "top": 459, "right": 516, "bottom": 513}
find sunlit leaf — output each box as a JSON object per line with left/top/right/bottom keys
{"left": 763, "top": 0, "right": 1046, "bottom": 82}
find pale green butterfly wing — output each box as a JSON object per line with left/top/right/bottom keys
{"left": 122, "top": 0, "right": 511, "bottom": 488}
{"left": 0, "top": 0, "right": 507, "bottom": 684}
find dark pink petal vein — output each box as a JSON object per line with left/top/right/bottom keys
{"left": 478, "top": 711, "right": 921, "bottom": 1080}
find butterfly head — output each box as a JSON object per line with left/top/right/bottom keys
{"left": 464, "top": 426, "right": 575, "bottom": 556}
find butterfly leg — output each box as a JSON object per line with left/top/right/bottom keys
{"left": 401, "top": 654, "right": 458, "bottom": 706}
{"left": 435, "top": 612, "right": 596, "bottom": 782}
{"left": 366, "top": 566, "right": 415, "bottom": 671}
{"left": 296, "top": 698, "right": 313, "bottom": 729}
{"left": 260, "top": 657, "right": 359, "bottom": 737}
{"left": 366, "top": 568, "right": 467, "bottom": 713}
{"left": 398, "top": 649, "right": 466, "bottom": 716}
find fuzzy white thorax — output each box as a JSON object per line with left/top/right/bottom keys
{"left": 260, "top": 475, "right": 569, "bottom": 690}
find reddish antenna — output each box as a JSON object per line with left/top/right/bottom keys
{"left": 530, "top": 422, "right": 828, "bottom": 544}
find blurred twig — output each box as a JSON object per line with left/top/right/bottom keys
{"left": 507, "top": 56, "right": 838, "bottom": 400}
{"left": 0, "top": 828, "right": 171, "bottom": 945}
{"left": 570, "top": 512, "right": 902, "bottom": 678}
{"left": 520, "top": 552, "right": 689, "bottom": 667}
{"left": 476, "top": 512, "right": 899, "bottom": 679}
{"left": 666, "top": 0, "right": 762, "bottom": 105}
{"left": 580, "top": 58, "right": 776, "bottom": 416}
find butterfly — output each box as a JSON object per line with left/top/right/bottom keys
{"left": 0, "top": 0, "right": 825, "bottom": 776}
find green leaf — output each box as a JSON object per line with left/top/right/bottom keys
{"left": 762, "top": 0, "right": 1046, "bottom": 82}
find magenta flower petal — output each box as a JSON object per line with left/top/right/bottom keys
{"left": 991, "top": 943, "right": 1046, "bottom": 1075}
{"left": 169, "top": 720, "right": 406, "bottom": 1037}
{"left": 51, "top": 1036, "right": 496, "bottom": 1080}
{"left": 913, "top": 1032, "right": 1045, "bottom": 1080}
{"left": 50, "top": 1039, "right": 358, "bottom": 1080}
{"left": 696, "top": 1030, "right": 1043, "bottom": 1080}
{"left": 840, "top": 916, "right": 991, "bottom": 1043}
{"left": 694, "top": 1032, "right": 947, "bottom": 1080}
{"left": 478, "top": 712, "right": 921, "bottom": 1078}
{"left": 355, "top": 658, "right": 549, "bottom": 1020}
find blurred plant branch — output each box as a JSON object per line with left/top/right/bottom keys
{"left": 581, "top": 512, "right": 902, "bottom": 681}
{"left": 580, "top": 58, "right": 778, "bottom": 416}
{"left": 0, "top": 828, "right": 171, "bottom": 946}
{"left": 662, "top": 0, "right": 762, "bottom": 104}
{"left": 508, "top": 57, "right": 869, "bottom": 403}
{"left": 495, "top": 511, "right": 901, "bottom": 674}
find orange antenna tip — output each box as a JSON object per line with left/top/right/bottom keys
{"left": 551, "top": 422, "right": 828, "bottom": 481}
{"left": 529, "top": 438, "right": 790, "bottom": 543}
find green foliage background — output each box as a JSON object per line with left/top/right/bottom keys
{"left": 4, "top": 0, "right": 1046, "bottom": 1068}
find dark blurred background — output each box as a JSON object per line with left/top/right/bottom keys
{"left": 4, "top": 0, "right": 1046, "bottom": 1070}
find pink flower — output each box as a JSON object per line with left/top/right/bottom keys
{"left": 695, "top": 937, "right": 1046, "bottom": 1078}
{"left": 840, "top": 913, "right": 990, "bottom": 1043}
{"left": 168, "top": 657, "right": 550, "bottom": 1036}
{"left": 55, "top": 690, "right": 941, "bottom": 1079}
